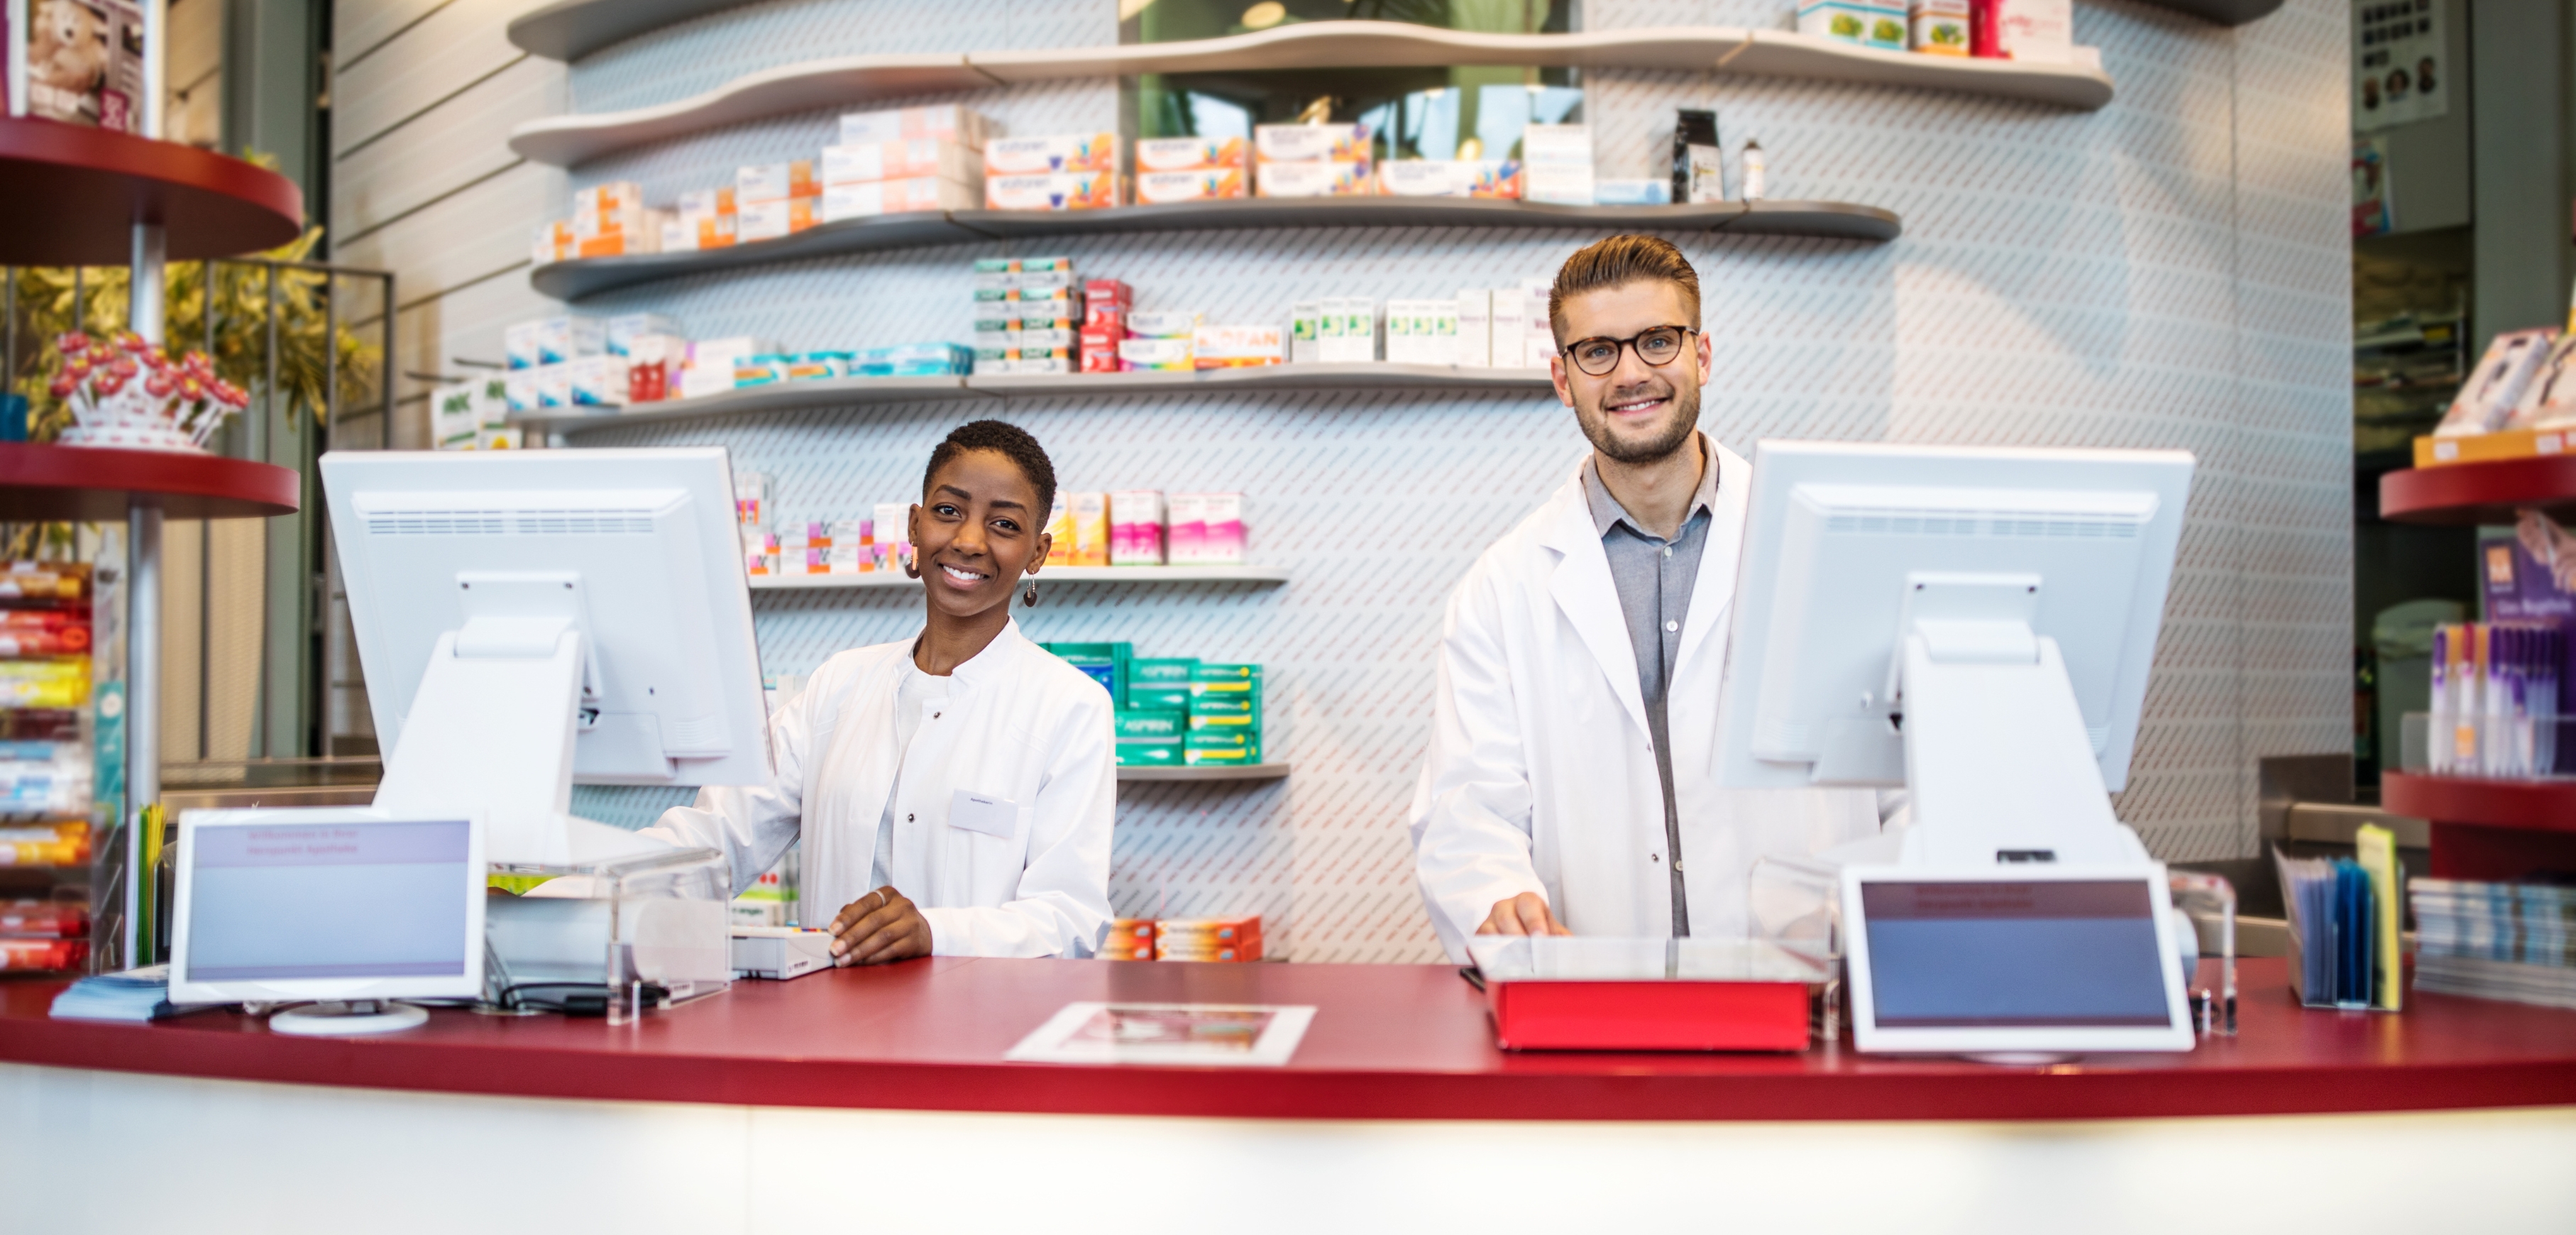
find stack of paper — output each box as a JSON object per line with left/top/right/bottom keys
{"left": 48, "top": 964, "right": 217, "bottom": 1022}
{"left": 2412, "top": 878, "right": 2576, "bottom": 1010}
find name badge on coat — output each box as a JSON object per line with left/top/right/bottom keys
{"left": 948, "top": 789, "right": 1023, "bottom": 840}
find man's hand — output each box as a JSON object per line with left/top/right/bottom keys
{"left": 827, "top": 887, "right": 933, "bottom": 965}
{"left": 1476, "top": 891, "right": 1570, "bottom": 936}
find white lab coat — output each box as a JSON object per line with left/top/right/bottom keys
{"left": 644, "top": 620, "right": 1114, "bottom": 958}
{"left": 1409, "top": 446, "right": 1883, "bottom": 962}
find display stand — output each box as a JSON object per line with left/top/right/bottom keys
{"left": 2377, "top": 458, "right": 2576, "bottom": 881}
{"left": 0, "top": 114, "right": 307, "bottom": 969}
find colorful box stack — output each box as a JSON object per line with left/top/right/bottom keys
{"left": 974, "top": 257, "right": 1086, "bottom": 374}
{"left": 1055, "top": 647, "right": 1265, "bottom": 768}
{"left": 0, "top": 562, "right": 94, "bottom": 976}
{"left": 1254, "top": 124, "right": 1373, "bottom": 198}
{"left": 984, "top": 132, "right": 1123, "bottom": 211}
{"left": 1043, "top": 490, "right": 1243, "bottom": 566}
{"left": 1134, "top": 136, "right": 1250, "bottom": 204}
{"left": 735, "top": 471, "right": 919, "bottom": 579}
{"left": 1101, "top": 918, "right": 1158, "bottom": 960}
{"left": 1079, "top": 278, "right": 1132, "bottom": 373}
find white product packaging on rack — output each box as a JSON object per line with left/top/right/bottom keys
{"left": 1165, "top": 493, "right": 1207, "bottom": 564}
{"left": 1377, "top": 160, "right": 1522, "bottom": 199}
{"left": 1137, "top": 136, "right": 1249, "bottom": 172}
{"left": 1256, "top": 160, "right": 1372, "bottom": 197}
{"left": 1137, "top": 168, "right": 1249, "bottom": 204}
{"left": 1518, "top": 281, "right": 1558, "bottom": 370}
{"left": 1253, "top": 124, "right": 1370, "bottom": 163}
{"left": 984, "top": 133, "right": 1121, "bottom": 175}
{"left": 1798, "top": 0, "right": 1908, "bottom": 49}
{"left": 532, "top": 363, "right": 573, "bottom": 410}
{"left": 820, "top": 177, "right": 979, "bottom": 221}
{"left": 737, "top": 197, "right": 818, "bottom": 240}
{"left": 1289, "top": 302, "right": 1322, "bottom": 363}
{"left": 1197, "top": 493, "right": 1245, "bottom": 564}
{"left": 821, "top": 139, "right": 984, "bottom": 186}
{"left": 1193, "top": 325, "right": 1283, "bottom": 368}
{"left": 874, "top": 503, "right": 913, "bottom": 565}
{"left": 1996, "top": 0, "right": 2073, "bottom": 62}
{"left": 503, "top": 370, "right": 538, "bottom": 415}
{"left": 432, "top": 382, "right": 480, "bottom": 449}
{"left": 840, "top": 104, "right": 989, "bottom": 150}
{"left": 737, "top": 160, "right": 818, "bottom": 203}
{"left": 1319, "top": 298, "right": 1377, "bottom": 363}
{"left": 604, "top": 314, "right": 679, "bottom": 357}
{"left": 984, "top": 172, "right": 1121, "bottom": 211}
{"left": 1520, "top": 125, "right": 1595, "bottom": 205}
{"left": 566, "top": 356, "right": 631, "bottom": 407}
{"left": 506, "top": 317, "right": 605, "bottom": 370}
{"left": 1385, "top": 300, "right": 1460, "bottom": 366}
{"left": 1457, "top": 289, "right": 1493, "bottom": 368}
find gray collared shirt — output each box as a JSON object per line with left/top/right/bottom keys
{"left": 1579, "top": 434, "right": 1720, "bottom": 938}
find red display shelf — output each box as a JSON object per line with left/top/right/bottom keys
{"left": 0, "top": 118, "right": 304, "bottom": 266}
{"left": 0, "top": 443, "right": 299, "bottom": 522}
{"left": 2382, "top": 772, "right": 2576, "bottom": 833}
{"left": 2377, "top": 455, "right": 2576, "bottom": 527}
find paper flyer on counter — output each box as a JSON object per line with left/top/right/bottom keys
{"left": 1005, "top": 1002, "right": 1316, "bottom": 1067}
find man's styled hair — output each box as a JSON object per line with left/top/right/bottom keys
{"left": 924, "top": 419, "right": 1058, "bottom": 515}
{"left": 1547, "top": 234, "right": 1702, "bottom": 344}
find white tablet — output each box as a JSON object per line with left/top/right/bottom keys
{"left": 1842, "top": 863, "right": 2194, "bottom": 1056}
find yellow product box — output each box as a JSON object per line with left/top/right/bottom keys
{"left": 1045, "top": 493, "right": 1076, "bottom": 565}
{"left": 2413, "top": 428, "right": 2571, "bottom": 468}
{"left": 1067, "top": 492, "right": 1111, "bottom": 566}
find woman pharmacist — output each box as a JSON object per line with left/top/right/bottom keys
{"left": 644, "top": 421, "right": 1116, "bottom": 963}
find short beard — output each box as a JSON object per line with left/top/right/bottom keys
{"left": 1581, "top": 383, "right": 1701, "bottom": 464}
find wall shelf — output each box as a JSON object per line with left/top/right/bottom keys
{"left": 1117, "top": 762, "right": 1290, "bottom": 783}
{"left": 2377, "top": 456, "right": 2576, "bottom": 527}
{"left": 510, "top": 363, "right": 1554, "bottom": 437}
{"left": 507, "top": 23, "right": 2113, "bottom": 168}
{"left": 0, "top": 118, "right": 305, "bottom": 265}
{"left": 530, "top": 197, "right": 1898, "bottom": 300}
{"left": 750, "top": 565, "right": 1289, "bottom": 591}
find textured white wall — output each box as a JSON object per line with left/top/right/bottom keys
{"left": 340, "top": 0, "right": 2352, "bottom": 960}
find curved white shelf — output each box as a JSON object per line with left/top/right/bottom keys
{"left": 510, "top": 363, "right": 1554, "bottom": 437}
{"left": 508, "top": 23, "right": 2115, "bottom": 168}
{"left": 750, "top": 565, "right": 1289, "bottom": 591}
{"left": 508, "top": 4, "right": 2269, "bottom": 65}
{"left": 1118, "top": 762, "right": 1290, "bottom": 783}
{"left": 529, "top": 197, "right": 1898, "bottom": 300}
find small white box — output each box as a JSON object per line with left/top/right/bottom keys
{"left": 1289, "top": 301, "right": 1323, "bottom": 364}
{"left": 839, "top": 104, "right": 986, "bottom": 150}
{"left": 507, "top": 317, "right": 605, "bottom": 369}
{"left": 737, "top": 160, "right": 818, "bottom": 204}
{"left": 730, "top": 927, "right": 833, "bottom": 980}
{"left": 820, "top": 177, "right": 979, "bottom": 221}
{"left": 1256, "top": 160, "right": 1373, "bottom": 198}
{"left": 604, "top": 314, "right": 680, "bottom": 357}
{"left": 1136, "top": 168, "right": 1249, "bottom": 204}
{"left": 984, "top": 133, "right": 1121, "bottom": 176}
{"left": 1319, "top": 297, "right": 1377, "bottom": 363}
{"left": 1253, "top": 124, "right": 1370, "bottom": 163}
{"left": 1457, "top": 289, "right": 1492, "bottom": 369}
{"left": 1996, "top": 0, "right": 2073, "bottom": 62}
{"left": 737, "top": 197, "right": 818, "bottom": 241}
{"left": 984, "top": 172, "right": 1121, "bottom": 211}
{"left": 1385, "top": 299, "right": 1460, "bottom": 366}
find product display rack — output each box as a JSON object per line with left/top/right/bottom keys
{"left": 510, "top": 364, "right": 1555, "bottom": 438}
{"left": 2377, "top": 455, "right": 2576, "bottom": 527}
{"left": 750, "top": 565, "right": 1289, "bottom": 591}
{"left": 1116, "top": 762, "right": 1290, "bottom": 783}
{"left": 2379, "top": 771, "right": 2576, "bottom": 884}
{"left": 510, "top": 1, "right": 2274, "bottom": 63}
{"left": 0, "top": 117, "right": 307, "bottom": 972}
{"left": 0, "top": 560, "right": 97, "bottom": 978}
{"left": 529, "top": 198, "right": 1900, "bottom": 301}
{"left": 508, "top": 23, "right": 2115, "bottom": 168}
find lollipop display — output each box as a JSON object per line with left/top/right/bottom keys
{"left": 47, "top": 331, "right": 253, "bottom": 453}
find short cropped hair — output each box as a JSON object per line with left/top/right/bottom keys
{"left": 924, "top": 419, "right": 1057, "bottom": 517}
{"left": 1548, "top": 234, "right": 1702, "bottom": 344}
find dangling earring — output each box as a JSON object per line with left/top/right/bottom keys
{"left": 902, "top": 554, "right": 920, "bottom": 580}
{"left": 1022, "top": 579, "right": 1040, "bottom": 607}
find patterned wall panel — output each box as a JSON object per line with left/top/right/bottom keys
{"left": 541, "top": 0, "right": 2352, "bottom": 959}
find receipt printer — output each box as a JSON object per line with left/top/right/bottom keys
{"left": 730, "top": 926, "right": 833, "bottom": 979}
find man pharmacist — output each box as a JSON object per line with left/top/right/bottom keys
{"left": 1408, "top": 234, "right": 1881, "bottom": 960}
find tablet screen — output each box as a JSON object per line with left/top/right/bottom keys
{"left": 185, "top": 819, "right": 474, "bottom": 982}
{"left": 1859, "top": 879, "right": 2172, "bottom": 1028}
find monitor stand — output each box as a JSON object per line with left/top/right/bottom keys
{"left": 269, "top": 1000, "right": 431, "bottom": 1036}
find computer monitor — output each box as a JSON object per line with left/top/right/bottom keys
{"left": 320, "top": 448, "right": 771, "bottom": 866}
{"left": 1711, "top": 441, "right": 2192, "bottom": 862}
{"left": 169, "top": 807, "right": 485, "bottom": 1035}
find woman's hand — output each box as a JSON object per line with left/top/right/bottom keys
{"left": 827, "top": 887, "right": 933, "bottom": 965}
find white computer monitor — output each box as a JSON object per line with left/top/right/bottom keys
{"left": 169, "top": 807, "right": 485, "bottom": 1035}
{"left": 1711, "top": 441, "right": 2192, "bottom": 862}
{"left": 1841, "top": 864, "right": 2195, "bottom": 1055}
{"left": 321, "top": 447, "right": 771, "bottom": 866}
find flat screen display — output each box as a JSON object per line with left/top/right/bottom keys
{"left": 185, "top": 819, "right": 473, "bottom": 981}
{"left": 1859, "top": 879, "right": 2172, "bottom": 1028}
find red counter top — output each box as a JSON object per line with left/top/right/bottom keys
{"left": 4, "top": 958, "right": 2573, "bottom": 1123}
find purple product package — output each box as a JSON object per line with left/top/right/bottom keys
{"left": 2484, "top": 514, "right": 2576, "bottom": 769}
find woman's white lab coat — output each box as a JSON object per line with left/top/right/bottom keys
{"left": 646, "top": 619, "right": 1114, "bottom": 958}
{"left": 1408, "top": 446, "right": 1882, "bottom": 962}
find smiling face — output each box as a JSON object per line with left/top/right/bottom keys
{"left": 1550, "top": 280, "right": 1711, "bottom": 466}
{"left": 910, "top": 447, "right": 1051, "bottom": 620}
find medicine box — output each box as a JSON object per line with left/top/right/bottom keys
{"left": 1910, "top": 0, "right": 1971, "bottom": 53}
{"left": 1385, "top": 299, "right": 1460, "bottom": 366}
{"left": 1378, "top": 160, "right": 1523, "bottom": 199}
{"left": 1130, "top": 658, "right": 1199, "bottom": 686}
{"left": 1183, "top": 731, "right": 1261, "bottom": 765}
{"left": 1137, "top": 136, "right": 1249, "bottom": 172}
{"left": 1994, "top": 0, "right": 2072, "bottom": 62}
{"left": 1289, "top": 302, "right": 1322, "bottom": 364}
{"left": 1137, "top": 168, "right": 1248, "bottom": 204}
{"left": 985, "top": 133, "right": 1121, "bottom": 175}
{"left": 1797, "top": 0, "right": 1908, "bottom": 49}
{"left": 1193, "top": 325, "right": 1282, "bottom": 368}
{"left": 985, "top": 172, "right": 1121, "bottom": 212}
{"left": 1457, "top": 290, "right": 1493, "bottom": 368}
{"left": 1125, "top": 311, "right": 1199, "bottom": 339}
{"left": 737, "top": 197, "right": 818, "bottom": 241}
{"left": 1110, "top": 490, "right": 1167, "bottom": 566}
{"left": 840, "top": 104, "right": 988, "bottom": 150}
{"left": 604, "top": 314, "right": 679, "bottom": 357}
{"left": 1257, "top": 160, "right": 1373, "bottom": 198}
{"left": 820, "top": 177, "right": 979, "bottom": 221}
{"left": 821, "top": 139, "right": 984, "bottom": 186}
{"left": 1067, "top": 493, "right": 1111, "bottom": 566}
{"left": 1128, "top": 685, "right": 1191, "bottom": 712}
{"left": 1116, "top": 710, "right": 1188, "bottom": 740}
{"left": 506, "top": 317, "right": 605, "bottom": 370}
{"left": 1119, "top": 337, "right": 1193, "bottom": 371}
{"left": 1116, "top": 739, "right": 1184, "bottom": 767}
{"left": 737, "top": 160, "right": 819, "bottom": 203}
{"left": 1254, "top": 124, "right": 1371, "bottom": 163}
{"left": 1196, "top": 493, "right": 1245, "bottom": 565}
{"left": 1319, "top": 298, "right": 1377, "bottom": 363}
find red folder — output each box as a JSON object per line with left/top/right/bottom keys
{"left": 1487, "top": 978, "right": 1812, "bottom": 1052}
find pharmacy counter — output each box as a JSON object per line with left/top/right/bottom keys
{"left": 5, "top": 960, "right": 2575, "bottom": 1232}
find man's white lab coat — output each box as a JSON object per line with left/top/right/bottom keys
{"left": 646, "top": 620, "right": 1113, "bottom": 957}
{"left": 1409, "top": 446, "right": 1881, "bottom": 962}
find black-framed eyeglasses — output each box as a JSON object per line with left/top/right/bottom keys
{"left": 1560, "top": 325, "right": 1697, "bottom": 378}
